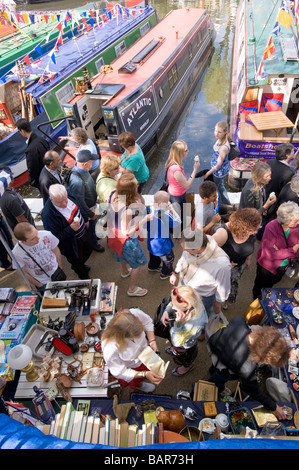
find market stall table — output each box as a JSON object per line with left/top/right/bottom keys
{"left": 261, "top": 287, "right": 299, "bottom": 407}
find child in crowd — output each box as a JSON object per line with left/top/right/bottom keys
{"left": 194, "top": 181, "right": 221, "bottom": 234}
{"left": 145, "top": 191, "right": 181, "bottom": 279}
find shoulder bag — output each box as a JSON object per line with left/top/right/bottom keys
{"left": 18, "top": 242, "right": 66, "bottom": 282}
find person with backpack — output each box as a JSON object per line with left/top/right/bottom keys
{"left": 144, "top": 190, "right": 181, "bottom": 280}
{"left": 68, "top": 149, "right": 105, "bottom": 253}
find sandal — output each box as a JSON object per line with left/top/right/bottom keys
{"left": 171, "top": 365, "right": 194, "bottom": 376}
{"left": 121, "top": 268, "right": 132, "bottom": 278}
{"left": 165, "top": 346, "right": 173, "bottom": 356}
{"left": 127, "top": 287, "right": 148, "bottom": 297}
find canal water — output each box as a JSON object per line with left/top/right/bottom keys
{"left": 13, "top": 0, "right": 239, "bottom": 194}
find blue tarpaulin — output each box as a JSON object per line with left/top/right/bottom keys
{"left": 0, "top": 413, "right": 298, "bottom": 449}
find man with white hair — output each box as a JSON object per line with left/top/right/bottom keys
{"left": 41, "top": 184, "right": 93, "bottom": 279}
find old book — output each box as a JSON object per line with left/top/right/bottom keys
{"left": 119, "top": 421, "right": 129, "bottom": 448}
{"left": 108, "top": 419, "right": 116, "bottom": 447}
{"left": 57, "top": 405, "right": 66, "bottom": 438}
{"left": 76, "top": 399, "right": 90, "bottom": 416}
{"left": 136, "top": 428, "right": 144, "bottom": 447}
{"left": 104, "top": 416, "right": 110, "bottom": 446}
{"left": 203, "top": 401, "right": 217, "bottom": 417}
{"left": 78, "top": 415, "right": 87, "bottom": 442}
{"left": 42, "top": 424, "right": 51, "bottom": 435}
{"left": 91, "top": 417, "right": 101, "bottom": 444}
{"left": 115, "top": 419, "right": 120, "bottom": 447}
{"left": 99, "top": 424, "right": 106, "bottom": 445}
{"left": 127, "top": 424, "right": 138, "bottom": 448}
{"left": 66, "top": 410, "right": 76, "bottom": 441}
{"left": 60, "top": 402, "right": 75, "bottom": 439}
{"left": 70, "top": 410, "right": 84, "bottom": 442}
{"left": 52, "top": 413, "right": 61, "bottom": 436}
{"left": 84, "top": 416, "right": 94, "bottom": 443}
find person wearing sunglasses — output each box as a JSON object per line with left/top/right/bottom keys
{"left": 159, "top": 285, "right": 208, "bottom": 376}
{"left": 170, "top": 227, "right": 231, "bottom": 317}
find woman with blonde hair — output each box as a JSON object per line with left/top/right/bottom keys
{"left": 102, "top": 308, "right": 163, "bottom": 393}
{"left": 159, "top": 285, "right": 208, "bottom": 376}
{"left": 204, "top": 121, "right": 231, "bottom": 205}
{"left": 108, "top": 173, "right": 148, "bottom": 296}
{"left": 96, "top": 153, "right": 120, "bottom": 204}
{"left": 213, "top": 208, "right": 262, "bottom": 307}
{"left": 165, "top": 140, "right": 200, "bottom": 222}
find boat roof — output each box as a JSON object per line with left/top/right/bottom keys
{"left": 5, "top": 7, "right": 155, "bottom": 96}
{"left": 244, "top": 0, "right": 299, "bottom": 82}
{"left": 69, "top": 8, "right": 207, "bottom": 108}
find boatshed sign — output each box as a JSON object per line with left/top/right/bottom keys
{"left": 119, "top": 85, "right": 158, "bottom": 140}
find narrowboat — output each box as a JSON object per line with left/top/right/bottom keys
{"left": 0, "top": 8, "right": 92, "bottom": 78}
{"left": 64, "top": 7, "right": 214, "bottom": 159}
{"left": 0, "top": 4, "right": 158, "bottom": 187}
{"left": 229, "top": 0, "right": 299, "bottom": 189}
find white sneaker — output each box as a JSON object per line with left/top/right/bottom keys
{"left": 136, "top": 381, "right": 156, "bottom": 393}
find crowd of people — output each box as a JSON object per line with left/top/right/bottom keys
{"left": 1, "top": 119, "right": 298, "bottom": 417}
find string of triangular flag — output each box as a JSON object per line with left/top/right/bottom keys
{"left": 257, "top": 0, "right": 295, "bottom": 80}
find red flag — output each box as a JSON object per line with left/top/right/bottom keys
{"left": 81, "top": 17, "right": 88, "bottom": 28}
{"left": 23, "top": 54, "right": 30, "bottom": 66}
{"left": 89, "top": 9, "right": 95, "bottom": 19}
{"left": 56, "top": 22, "right": 62, "bottom": 32}
{"left": 263, "top": 36, "right": 276, "bottom": 60}
{"left": 43, "top": 14, "right": 49, "bottom": 24}
{"left": 106, "top": 1, "right": 114, "bottom": 10}
{"left": 57, "top": 33, "right": 63, "bottom": 44}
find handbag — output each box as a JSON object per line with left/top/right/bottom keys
{"left": 107, "top": 226, "right": 129, "bottom": 257}
{"left": 154, "top": 296, "right": 173, "bottom": 338}
{"left": 159, "top": 169, "right": 169, "bottom": 192}
{"left": 18, "top": 242, "right": 66, "bottom": 282}
{"left": 228, "top": 141, "right": 240, "bottom": 161}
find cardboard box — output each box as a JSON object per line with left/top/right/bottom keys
{"left": 39, "top": 279, "right": 101, "bottom": 319}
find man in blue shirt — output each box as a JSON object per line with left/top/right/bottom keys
{"left": 69, "top": 149, "right": 105, "bottom": 253}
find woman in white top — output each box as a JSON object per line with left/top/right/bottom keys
{"left": 101, "top": 308, "right": 163, "bottom": 393}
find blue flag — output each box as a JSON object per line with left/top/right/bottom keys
{"left": 34, "top": 44, "right": 42, "bottom": 55}
{"left": 50, "top": 53, "right": 56, "bottom": 65}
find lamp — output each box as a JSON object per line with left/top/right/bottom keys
{"left": 7, "top": 344, "right": 39, "bottom": 382}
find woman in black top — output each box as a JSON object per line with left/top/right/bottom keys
{"left": 213, "top": 208, "right": 262, "bottom": 307}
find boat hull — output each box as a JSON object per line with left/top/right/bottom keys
{"left": 67, "top": 9, "right": 215, "bottom": 161}
{"left": 0, "top": 7, "right": 158, "bottom": 187}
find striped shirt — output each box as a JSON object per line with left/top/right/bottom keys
{"left": 53, "top": 199, "right": 86, "bottom": 239}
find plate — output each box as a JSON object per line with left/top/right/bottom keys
{"left": 294, "top": 290, "right": 299, "bottom": 302}
{"left": 293, "top": 307, "right": 299, "bottom": 320}
{"left": 198, "top": 418, "right": 215, "bottom": 434}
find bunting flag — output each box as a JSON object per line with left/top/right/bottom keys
{"left": 257, "top": 60, "right": 268, "bottom": 79}
{"left": 50, "top": 52, "right": 56, "bottom": 64}
{"left": 263, "top": 35, "right": 276, "bottom": 60}
{"left": 106, "top": 1, "right": 114, "bottom": 10}
{"left": 272, "top": 21, "right": 280, "bottom": 36}
{"left": 277, "top": 0, "right": 293, "bottom": 29}
{"left": 56, "top": 22, "right": 62, "bottom": 32}
{"left": 57, "top": 33, "right": 63, "bottom": 45}
{"left": 34, "top": 44, "right": 42, "bottom": 55}
{"left": 23, "top": 54, "right": 30, "bottom": 66}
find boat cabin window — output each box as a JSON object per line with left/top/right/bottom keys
{"left": 91, "top": 83, "right": 125, "bottom": 97}
{"left": 115, "top": 40, "right": 126, "bottom": 58}
{"left": 168, "top": 64, "right": 178, "bottom": 90}
{"left": 95, "top": 57, "right": 104, "bottom": 73}
{"left": 140, "top": 22, "right": 150, "bottom": 36}
{"left": 56, "top": 82, "right": 75, "bottom": 110}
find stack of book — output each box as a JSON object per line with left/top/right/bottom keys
{"left": 35, "top": 400, "right": 163, "bottom": 447}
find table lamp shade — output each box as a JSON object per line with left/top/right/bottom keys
{"left": 7, "top": 344, "right": 33, "bottom": 370}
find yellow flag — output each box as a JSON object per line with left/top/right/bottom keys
{"left": 277, "top": 9, "right": 293, "bottom": 29}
